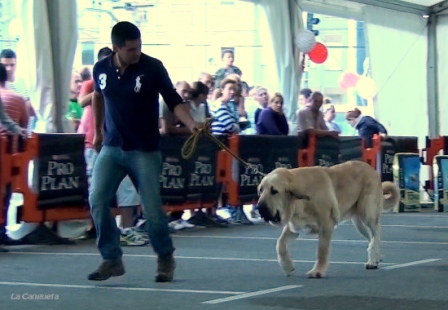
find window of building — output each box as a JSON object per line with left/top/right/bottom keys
{"left": 302, "top": 11, "right": 369, "bottom": 132}
{"left": 81, "top": 42, "right": 95, "bottom": 65}
{"left": 0, "top": 0, "right": 18, "bottom": 52}
{"left": 75, "top": 0, "right": 270, "bottom": 89}
{"left": 0, "top": 0, "right": 373, "bottom": 133}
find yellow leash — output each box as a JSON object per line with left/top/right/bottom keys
{"left": 181, "top": 119, "right": 266, "bottom": 177}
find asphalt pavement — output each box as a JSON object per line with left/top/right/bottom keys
{"left": 1, "top": 211, "right": 447, "bottom": 310}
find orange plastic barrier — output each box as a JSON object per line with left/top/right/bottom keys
{"left": 422, "top": 136, "right": 448, "bottom": 190}
{"left": 10, "top": 134, "right": 91, "bottom": 223}
{"left": 0, "top": 136, "right": 11, "bottom": 226}
{"left": 299, "top": 132, "right": 363, "bottom": 168}
{"left": 2, "top": 132, "right": 426, "bottom": 221}
{"left": 223, "top": 135, "right": 240, "bottom": 206}
{"left": 362, "top": 134, "right": 381, "bottom": 169}
{"left": 298, "top": 132, "right": 316, "bottom": 167}
{"left": 159, "top": 135, "right": 225, "bottom": 212}
{"left": 223, "top": 134, "right": 302, "bottom": 206}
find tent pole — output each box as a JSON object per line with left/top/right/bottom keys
{"left": 430, "top": 0, "right": 448, "bottom": 15}
{"left": 427, "top": 14, "right": 439, "bottom": 139}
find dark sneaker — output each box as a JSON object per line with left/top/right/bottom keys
{"left": 156, "top": 254, "right": 175, "bottom": 282}
{"left": 83, "top": 227, "right": 97, "bottom": 240}
{"left": 0, "top": 233, "right": 24, "bottom": 245}
{"left": 87, "top": 259, "right": 125, "bottom": 281}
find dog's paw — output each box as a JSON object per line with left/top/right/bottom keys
{"left": 365, "top": 262, "right": 379, "bottom": 270}
{"left": 278, "top": 256, "right": 295, "bottom": 276}
{"left": 284, "top": 268, "right": 295, "bottom": 277}
{"left": 306, "top": 269, "right": 325, "bottom": 279}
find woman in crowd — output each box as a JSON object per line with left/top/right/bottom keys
{"left": 190, "top": 81, "right": 211, "bottom": 124}
{"left": 256, "top": 92, "right": 289, "bottom": 135}
{"left": 298, "top": 88, "right": 312, "bottom": 107}
{"left": 322, "top": 104, "right": 341, "bottom": 134}
{"left": 210, "top": 79, "right": 240, "bottom": 135}
{"left": 346, "top": 108, "right": 387, "bottom": 147}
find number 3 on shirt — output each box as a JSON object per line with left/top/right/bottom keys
{"left": 99, "top": 73, "right": 107, "bottom": 90}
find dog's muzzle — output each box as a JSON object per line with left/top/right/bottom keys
{"left": 271, "top": 211, "right": 281, "bottom": 223}
{"left": 258, "top": 202, "right": 281, "bottom": 223}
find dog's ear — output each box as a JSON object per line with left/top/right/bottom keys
{"left": 257, "top": 178, "right": 266, "bottom": 196}
{"left": 292, "top": 193, "right": 310, "bottom": 201}
{"left": 278, "top": 169, "right": 311, "bottom": 201}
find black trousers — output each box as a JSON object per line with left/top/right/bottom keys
{"left": 1, "top": 183, "right": 12, "bottom": 236}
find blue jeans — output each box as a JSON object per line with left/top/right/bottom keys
{"left": 89, "top": 146, "right": 174, "bottom": 261}
{"left": 84, "top": 148, "right": 98, "bottom": 187}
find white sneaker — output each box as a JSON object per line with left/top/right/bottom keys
{"left": 179, "top": 219, "right": 195, "bottom": 229}
{"left": 120, "top": 228, "right": 148, "bottom": 246}
{"left": 216, "top": 207, "right": 232, "bottom": 219}
{"left": 130, "top": 227, "right": 149, "bottom": 243}
{"left": 250, "top": 209, "right": 261, "bottom": 219}
{"left": 169, "top": 220, "right": 184, "bottom": 231}
{"left": 168, "top": 219, "right": 195, "bottom": 231}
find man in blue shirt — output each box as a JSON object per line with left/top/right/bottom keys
{"left": 88, "top": 22, "right": 198, "bottom": 282}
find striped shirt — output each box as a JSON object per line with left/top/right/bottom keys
{"left": 210, "top": 101, "right": 240, "bottom": 135}
{"left": 0, "top": 89, "right": 28, "bottom": 127}
{"left": 0, "top": 97, "right": 21, "bottom": 134}
{"left": 0, "top": 88, "right": 28, "bottom": 152}
{"left": 6, "top": 78, "right": 30, "bottom": 101}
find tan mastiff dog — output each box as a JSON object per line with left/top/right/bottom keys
{"left": 257, "top": 160, "right": 399, "bottom": 278}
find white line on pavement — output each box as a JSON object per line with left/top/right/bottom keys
{"left": 383, "top": 258, "right": 441, "bottom": 270}
{"left": 202, "top": 285, "right": 303, "bottom": 304}
{"left": 0, "top": 281, "right": 244, "bottom": 295}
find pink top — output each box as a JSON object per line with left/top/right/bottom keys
{"left": 77, "top": 80, "right": 95, "bottom": 149}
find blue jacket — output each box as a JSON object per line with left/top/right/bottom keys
{"left": 356, "top": 116, "right": 387, "bottom": 147}
{"left": 256, "top": 108, "right": 289, "bottom": 135}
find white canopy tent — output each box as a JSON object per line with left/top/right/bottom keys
{"left": 15, "top": 0, "right": 77, "bottom": 134}
{"left": 13, "top": 0, "right": 448, "bottom": 141}
{"left": 247, "top": 0, "right": 448, "bottom": 146}
{"left": 306, "top": 0, "right": 448, "bottom": 142}
{"left": 5, "top": 0, "right": 447, "bottom": 240}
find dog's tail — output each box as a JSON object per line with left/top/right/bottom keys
{"left": 382, "top": 181, "right": 400, "bottom": 210}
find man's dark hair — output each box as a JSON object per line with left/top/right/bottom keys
{"left": 191, "top": 81, "right": 209, "bottom": 99}
{"left": 80, "top": 67, "right": 91, "bottom": 81}
{"left": 312, "top": 91, "right": 323, "bottom": 99}
{"left": 97, "top": 47, "right": 113, "bottom": 60}
{"left": 111, "top": 22, "right": 141, "bottom": 47}
{"left": 0, "top": 49, "right": 16, "bottom": 59}
{"left": 0, "top": 64, "right": 8, "bottom": 84}
{"left": 221, "top": 49, "right": 234, "bottom": 59}
{"left": 299, "top": 88, "right": 312, "bottom": 99}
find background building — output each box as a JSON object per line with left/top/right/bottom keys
{"left": 0, "top": 0, "right": 370, "bottom": 135}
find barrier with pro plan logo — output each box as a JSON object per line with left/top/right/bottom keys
{"left": 3, "top": 131, "right": 441, "bottom": 219}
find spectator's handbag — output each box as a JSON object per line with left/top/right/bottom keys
{"left": 238, "top": 116, "right": 250, "bottom": 131}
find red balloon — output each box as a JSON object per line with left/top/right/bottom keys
{"left": 308, "top": 42, "right": 328, "bottom": 64}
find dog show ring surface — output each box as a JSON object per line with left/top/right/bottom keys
{"left": 1, "top": 211, "right": 448, "bottom": 310}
